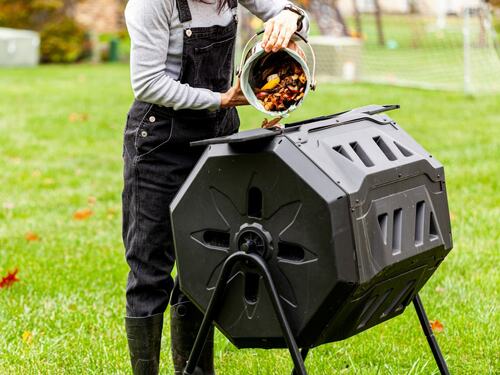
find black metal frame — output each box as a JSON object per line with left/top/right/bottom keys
{"left": 182, "top": 251, "right": 450, "bottom": 375}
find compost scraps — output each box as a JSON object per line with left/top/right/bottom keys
{"left": 252, "top": 52, "right": 307, "bottom": 113}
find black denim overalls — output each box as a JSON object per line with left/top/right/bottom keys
{"left": 123, "top": 0, "right": 240, "bottom": 318}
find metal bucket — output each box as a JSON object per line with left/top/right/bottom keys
{"left": 238, "top": 31, "right": 317, "bottom": 117}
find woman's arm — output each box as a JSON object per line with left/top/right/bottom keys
{"left": 125, "top": 0, "right": 222, "bottom": 111}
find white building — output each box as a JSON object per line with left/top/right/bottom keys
{"left": 0, "top": 28, "right": 40, "bottom": 67}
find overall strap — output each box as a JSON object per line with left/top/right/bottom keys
{"left": 176, "top": 0, "right": 192, "bottom": 24}
{"left": 229, "top": 0, "right": 238, "bottom": 9}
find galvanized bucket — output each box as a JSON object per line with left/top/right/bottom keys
{"left": 238, "top": 31, "right": 316, "bottom": 117}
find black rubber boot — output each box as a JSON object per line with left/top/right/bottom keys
{"left": 125, "top": 313, "right": 163, "bottom": 375}
{"left": 170, "top": 301, "right": 215, "bottom": 375}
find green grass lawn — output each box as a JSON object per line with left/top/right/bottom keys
{"left": 0, "top": 64, "right": 498, "bottom": 374}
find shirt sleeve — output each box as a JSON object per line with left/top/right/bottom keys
{"left": 238, "top": 0, "right": 310, "bottom": 39}
{"left": 125, "top": 0, "right": 222, "bottom": 111}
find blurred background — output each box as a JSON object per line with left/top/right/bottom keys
{"left": 1, "top": 0, "right": 500, "bottom": 92}
{"left": 0, "top": 1, "right": 499, "bottom": 374}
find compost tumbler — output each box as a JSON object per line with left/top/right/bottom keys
{"left": 170, "top": 105, "right": 453, "bottom": 374}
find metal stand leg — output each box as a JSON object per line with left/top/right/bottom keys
{"left": 413, "top": 294, "right": 450, "bottom": 375}
{"left": 183, "top": 251, "right": 308, "bottom": 375}
{"left": 291, "top": 348, "right": 310, "bottom": 375}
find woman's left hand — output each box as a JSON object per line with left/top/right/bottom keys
{"left": 261, "top": 9, "right": 300, "bottom": 53}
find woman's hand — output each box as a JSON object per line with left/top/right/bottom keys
{"left": 261, "top": 10, "right": 300, "bottom": 53}
{"left": 220, "top": 79, "right": 249, "bottom": 108}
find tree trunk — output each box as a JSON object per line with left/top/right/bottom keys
{"left": 352, "top": 0, "right": 362, "bottom": 36}
{"left": 373, "top": 0, "right": 385, "bottom": 46}
{"left": 306, "top": 0, "right": 350, "bottom": 36}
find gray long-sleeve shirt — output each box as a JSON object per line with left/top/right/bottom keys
{"left": 125, "top": 0, "right": 309, "bottom": 111}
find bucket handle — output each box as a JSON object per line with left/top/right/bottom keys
{"left": 237, "top": 30, "right": 317, "bottom": 91}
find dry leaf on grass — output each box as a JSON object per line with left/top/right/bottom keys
{"left": 0, "top": 269, "right": 20, "bottom": 289}
{"left": 22, "top": 331, "right": 33, "bottom": 345}
{"left": 3, "top": 202, "right": 15, "bottom": 210}
{"left": 25, "top": 232, "right": 40, "bottom": 242}
{"left": 435, "top": 286, "right": 446, "bottom": 293}
{"left": 73, "top": 208, "right": 93, "bottom": 220}
{"left": 68, "top": 113, "right": 89, "bottom": 123}
{"left": 42, "top": 178, "right": 55, "bottom": 186}
{"left": 430, "top": 319, "right": 444, "bottom": 333}
{"left": 87, "top": 196, "right": 97, "bottom": 205}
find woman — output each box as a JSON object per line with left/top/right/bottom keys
{"left": 123, "top": 0, "right": 309, "bottom": 374}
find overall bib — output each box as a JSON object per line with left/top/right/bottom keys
{"left": 123, "top": 1, "right": 239, "bottom": 373}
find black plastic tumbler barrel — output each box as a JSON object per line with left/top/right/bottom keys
{"left": 171, "top": 104, "right": 453, "bottom": 349}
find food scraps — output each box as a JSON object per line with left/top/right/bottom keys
{"left": 252, "top": 51, "right": 307, "bottom": 113}
{"left": 261, "top": 117, "right": 283, "bottom": 129}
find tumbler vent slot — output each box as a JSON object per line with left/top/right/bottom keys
{"left": 378, "top": 213, "right": 389, "bottom": 245}
{"left": 415, "top": 201, "right": 425, "bottom": 246}
{"left": 244, "top": 272, "right": 260, "bottom": 304}
{"left": 349, "top": 142, "right": 374, "bottom": 167}
{"left": 357, "top": 289, "right": 392, "bottom": 329}
{"left": 392, "top": 209, "right": 403, "bottom": 255}
{"left": 333, "top": 145, "right": 353, "bottom": 161}
{"left": 278, "top": 242, "right": 305, "bottom": 262}
{"left": 373, "top": 136, "right": 397, "bottom": 161}
{"left": 248, "top": 187, "right": 263, "bottom": 219}
{"left": 394, "top": 141, "right": 413, "bottom": 157}
{"left": 203, "top": 231, "right": 230, "bottom": 248}
{"left": 381, "top": 280, "right": 415, "bottom": 318}
{"left": 429, "top": 212, "right": 439, "bottom": 241}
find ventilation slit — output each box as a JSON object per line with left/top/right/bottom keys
{"left": 278, "top": 242, "right": 305, "bottom": 262}
{"left": 381, "top": 280, "right": 415, "bottom": 318}
{"left": 349, "top": 142, "right": 374, "bottom": 167}
{"left": 357, "top": 289, "right": 392, "bottom": 329}
{"left": 333, "top": 145, "right": 353, "bottom": 161}
{"left": 392, "top": 208, "right": 402, "bottom": 255}
{"left": 378, "top": 213, "right": 389, "bottom": 245}
{"left": 394, "top": 141, "right": 413, "bottom": 157}
{"left": 203, "top": 231, "right": 230, "bottom": 248}
{"left": 244, "top": 272, "right": 260, "bottom": 304}
{"left": 415, "top": 201, "right": 425, "bottom": 246}
{"left": 429, "top": 212, "right": 439, "bottom": 241}
{"left": 373, "top": 136, "right": 397, "bottom": 161}
{"left": 248, "top": 186, "right": 262, "bottom": 219}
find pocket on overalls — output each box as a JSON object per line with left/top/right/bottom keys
{"left": 134, "top": 106, "right": 174, "bottom": 158}
{"left": 193, "top": 36, "right": 235, "bottom": 91}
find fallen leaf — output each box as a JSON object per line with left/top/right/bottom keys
{"left": 0, "top": 269, "right": 20, "bottom": 289}
{"left": 73, "top": 208, "right": 93, "bottom": 221}
{"left": 25, "top": 232, "right": 40, "bottom": 242}
{"left": 42, "top": 178, "right": 55, "bottom": 186}
{"left": 435, "top": 286, "right": 445, "bottom": 293}
{"left": 31, "top": 170, "right": 42, "bottom": 177}
{"left": 68, "top": 112, "right": 89, "bottom": 123}
{"left": 430, "top": 319, "right": 444, "bottom": 333}
{"left": 22, "top": 331, "right": 33, "bottom": 345}
{"left": 87, "top": 196, "right": 97, "bottom": 205}
{"left": 3, "top": 202, "right": 15, "bottom": 210}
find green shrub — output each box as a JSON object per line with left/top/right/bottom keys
{"left": 40, "top": 17, "right": 86, "bottom": 63}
